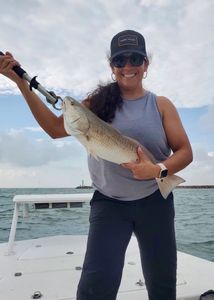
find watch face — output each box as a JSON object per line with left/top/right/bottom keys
{"left": 161, "top": 169, "right": 168, "bottom": 178}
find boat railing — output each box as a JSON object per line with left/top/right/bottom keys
{"left": 6, "top": 193, "right": 92, "bottom": 255}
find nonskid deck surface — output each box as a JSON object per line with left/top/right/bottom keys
{"left": 0, "top": 235, "right": 213, "bottom": 300}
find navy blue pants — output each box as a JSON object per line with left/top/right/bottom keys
{"left": 77, "top": 190, "right": 177, "bottom": 300}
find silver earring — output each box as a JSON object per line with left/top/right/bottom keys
{"left": 143, "top": 71, "right": 148, "bottom": 79}
{"left": 111, "top": 73, "right": 116, "bottom": 81}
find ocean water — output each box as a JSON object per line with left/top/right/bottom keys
{"left": 0, "top": 188, "right": 213, "bottom": 262}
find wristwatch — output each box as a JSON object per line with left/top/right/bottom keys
{"left": 157, "top": 163, "right": 168, "bottom": 178}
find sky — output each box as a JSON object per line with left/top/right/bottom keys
{"left": 0, "top": 0, "right": 213, "bottom": 187}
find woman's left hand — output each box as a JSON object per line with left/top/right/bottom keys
{"left": 121, "top": 146, "right": 159, "bottom": 180}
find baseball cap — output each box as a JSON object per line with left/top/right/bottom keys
{"left": 110, "top": 30, "right": 147, "bottom": 60}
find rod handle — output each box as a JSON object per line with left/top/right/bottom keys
{"left": 0, "top": 51, "right": 26, "bottom": 78}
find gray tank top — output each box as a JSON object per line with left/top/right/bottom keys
{"left": 87, "top": 90, "right": 171, "bottom": 200}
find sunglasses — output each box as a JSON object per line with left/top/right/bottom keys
{"left": 111, "top": 53, "right": 146, "bottom": 68}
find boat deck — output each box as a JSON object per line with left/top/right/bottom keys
{"left": 0, "top": 235, "right": 214, "bottom": 300}
{"left": 0, "top": 193, "right": 213, "bottom": 299}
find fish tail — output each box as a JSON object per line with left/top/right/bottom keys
{"left": 156, "top": 175, "right": 185, "bottom": 199}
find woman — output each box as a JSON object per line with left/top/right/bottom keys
{"left": 0, "top": 30, "right": 193, "bottom": 300}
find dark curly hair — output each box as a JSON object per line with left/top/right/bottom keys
{"left": 85, "top": 81, "right": 123, "bottom": 123}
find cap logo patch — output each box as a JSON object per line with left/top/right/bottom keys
{"left": 118, "top": 34, "right": 138, "bottom": 47}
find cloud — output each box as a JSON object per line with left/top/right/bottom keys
{"left": 0, "top": 130, "right": 85, "bottom": 167}
{"left": 199, "top": 105, "right": 214, "bottom": 132}
{"left": 192, "top": 143, "right": 214, "bottom": 162}
{"left": 142, "top": 0, "right": 214, "bottom": 107}
{"left": 179, "top": 143, "right": 214, "bottom": 185}
{"left": 140, "top": 0, "right": 170, "bottom": 7}
{"left": 0, "top": 0, "right": 213, "bottom": 107}
{"left": 0, "top": 160, "right": 91, "bottom": 188}
{"left": 24, "top": 126, "right": 43, "bottom": 132}
{"left": 0, "top": 129, "right": 91, "bottom": 187}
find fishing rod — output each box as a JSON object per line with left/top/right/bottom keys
{"left": 0, "top": 51, "right": 62, "bottom": 110}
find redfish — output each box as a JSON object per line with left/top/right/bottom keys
{"left": 62, "top": 96, "right": 184, "bottom": 198}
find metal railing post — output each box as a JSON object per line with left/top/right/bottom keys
{"left": 6, "top": 202, "right": 20, "bottom": 255}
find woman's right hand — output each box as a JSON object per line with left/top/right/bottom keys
{"left": 0, "top": 51, "right": 24, "bottom": 85}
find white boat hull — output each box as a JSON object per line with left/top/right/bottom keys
{"left": 0, "top": 235, "right": 213, "bottom": 300}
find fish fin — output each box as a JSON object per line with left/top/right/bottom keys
{"left": 88, "top": 152, "right": 99, "bottom": 160}
{"left": 156, "top": 175, "right": 185, "bottom": 199}
{"left": 64, "top": 124, "right": 82, "bottom": 135}
{"left": 74, "top": 129, "right": 83, "bottom": 134}
{"left": 124, "top": 135, "right": 139, "bottom": 145}
{"left": 85, "top": 145, "right": 99, "bottom": 161}
{"left": 92, "top": 154, "right": 99, "bottom": 161}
